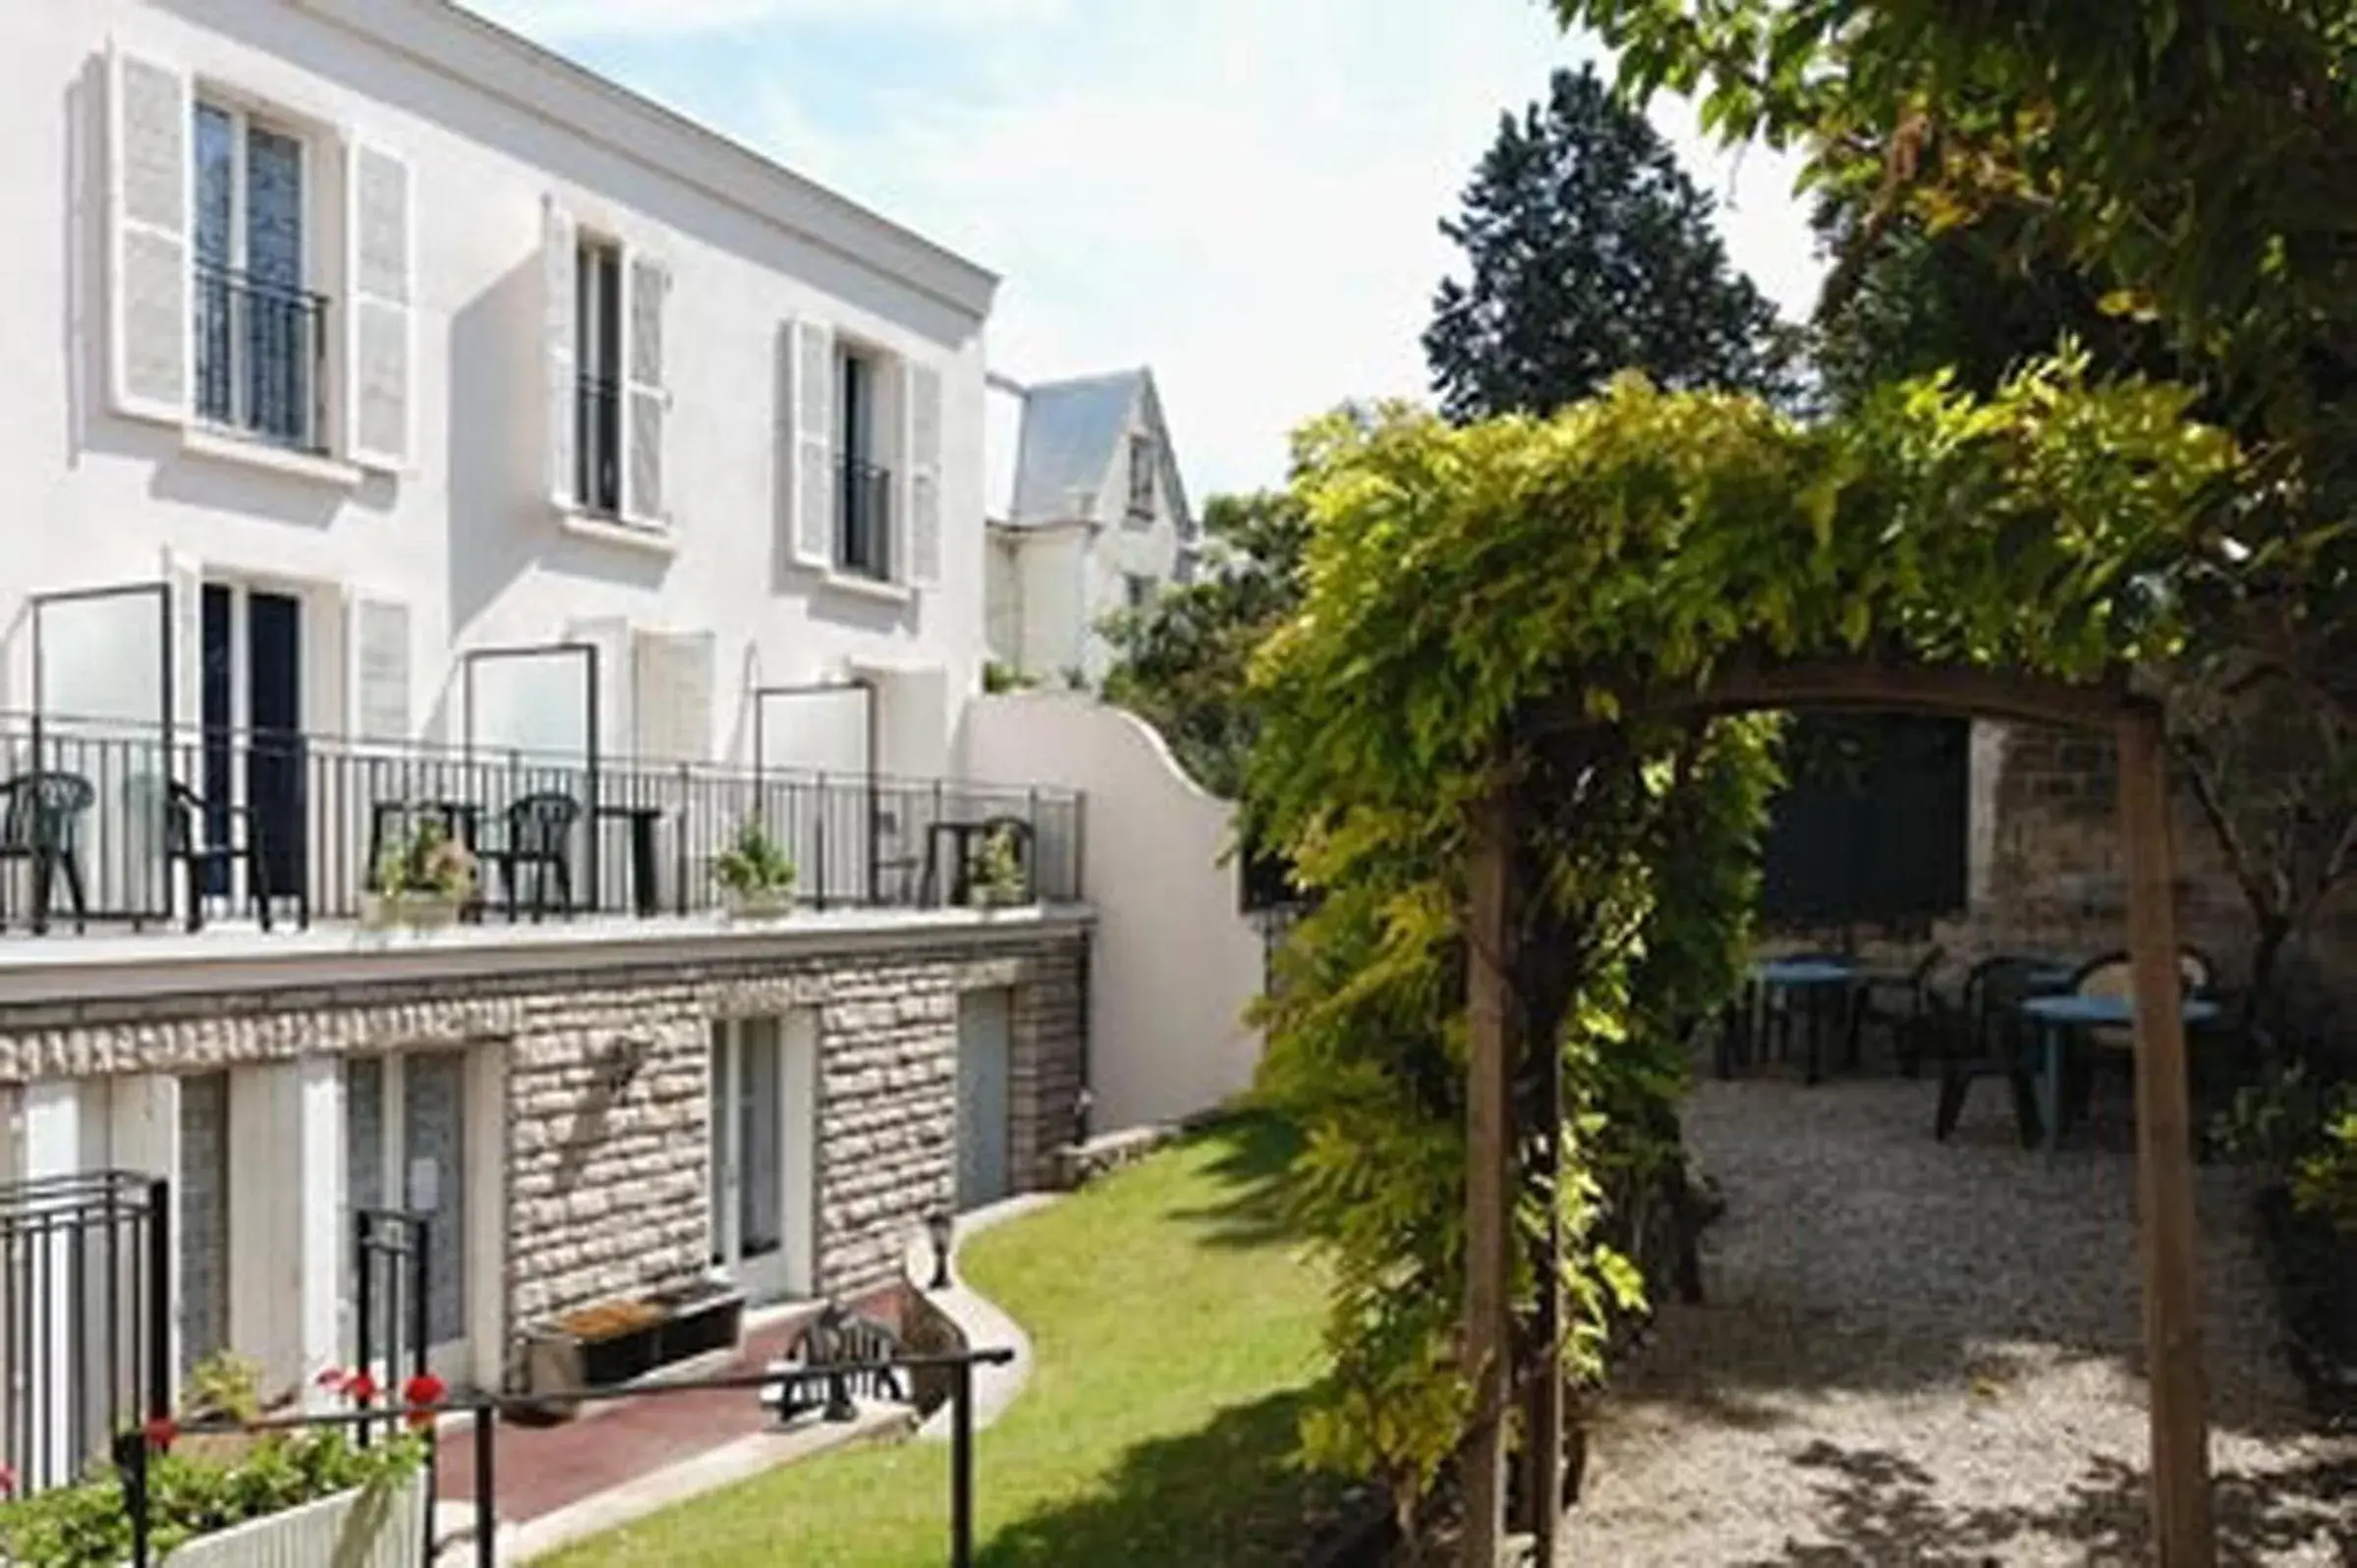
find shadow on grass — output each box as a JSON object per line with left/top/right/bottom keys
{"left": 980, "top": 1387, "right": 1354, "bottom": 1568}
{"left": 1729, "top": 1440, "right": 2357, "bottom": 1566}
{"left": 1171, "top": 1110, "right": 1307, "bottom": 1252}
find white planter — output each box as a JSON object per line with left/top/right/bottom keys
{"left": 360, "top": 891, "right": 465, "bottom": 931}
{"left": 160, "top": 1469, "right": 429, "bottom": 1568}
{"left": 720, "top": 886, "right": 796, "bottom": 920}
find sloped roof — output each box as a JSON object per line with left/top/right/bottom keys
{"left": 1006, "top": 370, "right": 1144, "bottom": 525}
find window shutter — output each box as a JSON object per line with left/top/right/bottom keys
{"left": 630, "top": 631, "right": 714, "bottom": 763}
{"left": 787, "top": 318, "right": 835, "bottom": 570}
{"left": 621, "top": 252, "right": 668, "bottom": 528}
{"left": 344, "top": 140, "right": 413, "bottom": 472}
{"left": 344, "top": 593, "right": 411, "bottom": 743}
{"left": 903, "top": 362, "right": 943, "bottom": 588}
{"left": 106, "top": 43, "right": 193, "bottom": 423}
{"left": 542, "top": 196, "right": 577, "bottom": 510}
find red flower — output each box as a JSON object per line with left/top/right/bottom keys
{"left": 345, "top": 1371, "right": 379, "bottom": 1405}
{"left": 141, "top": 1416, "right": 178, "bottom": 1453}
{"left": 0, "top": 1461, "right": 17, "bottom": 1497}
{"left": 401, "top": 1373, "right": 447, "bottom": 1431}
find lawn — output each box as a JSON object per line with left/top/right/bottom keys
{"left": 545, "top": 1115, "right": 1343, "bottom": 1567}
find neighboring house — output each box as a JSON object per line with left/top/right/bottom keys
{"left": 0, "top": 0, "right": 1091, "bottom": 1478}
{"left": 983, "top": 368, "right": 1197, "bottom": 687}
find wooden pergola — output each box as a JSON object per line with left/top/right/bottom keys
{"left": 1459, "top": 659, "right": 2216, "bottom": 1568}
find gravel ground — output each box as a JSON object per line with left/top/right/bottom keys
{"left": 1561, "top": 1070, "right": 2357, "bottom": 1566}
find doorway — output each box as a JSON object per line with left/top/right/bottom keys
{"left": 956, "top": 989, "right": 1013, "bottom": 1211}
{"left": 344, "top": 1051, "right": 470, "bottom": 1381}
{"left": 199, "top": 583, "right": 307, "bottom": 905}
{"left": 708, "top": 1014, "right": 817, "bottom": 1303}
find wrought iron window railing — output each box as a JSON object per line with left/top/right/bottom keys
{"left": 192, "top": 261, "right": 329, "bottom": 453}
{"left": 0, "top": 713, "right": 1084, "bottom": 933}
{"left": 837, "top": 454, "right": 893, "bottom": 581}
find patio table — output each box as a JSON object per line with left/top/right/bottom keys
{"left": 1743, "top": 959, "right": 1856, "bottom": 1085}
{"left": 2019, "top": 992, "right": 2221, "bottom": 1165}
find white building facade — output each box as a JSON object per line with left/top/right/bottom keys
{"left": 0, "top": 0, "right": 1090, "bottom": 1489}
{"left": 984, "top": 367, "right": 1196, "bottom": 688}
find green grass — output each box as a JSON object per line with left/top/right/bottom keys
{"left": 546, "top": 1116, "right": 1340, "bottom": 1567}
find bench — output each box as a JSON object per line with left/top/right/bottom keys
{"left": 760, "top": 1302, "right": 907, "bottom": 1426}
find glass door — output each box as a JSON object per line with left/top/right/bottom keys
{"left": 199, "top": 583, "right": 307, "bottom": 910}
{"left": 708, "top": 1017, "right": 814, "bottom": 1303}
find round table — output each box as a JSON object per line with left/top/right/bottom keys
{"left": 2018, "top": 993, "right": 2222, "bottom": 1163}
{"left": 1739, "top": 960, "right": 1857, "bottom": 1085}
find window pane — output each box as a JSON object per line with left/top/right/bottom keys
{"left": 244, "top": 126, "right": 303, "bottom": 288}
{"left": 193, "top": 105, "right": 236, "bottom": 424}
{"left": 245, "top": 126, "right": 308, "bottom": 444}
{"left": 739, "top": 1018, "right": 782, "bottom": 1259}
{"left": 192, "top": 105, "right": 235, "bottom": 269}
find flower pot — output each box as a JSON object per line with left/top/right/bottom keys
{"left": 157, "top": 1465, "right": 429, "bottom": 1567}
{"left": 721, "top": 886, "right": 796, "bottom": 921}
{"left": 360, "top": 891, "right": 465, "bottom": 931}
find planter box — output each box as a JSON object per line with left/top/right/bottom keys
{"left": 721, "top": 887, "right": 796, "bottom": 920}
{"left": 360, "top": 891, "right": 465, "bottom": 931}
{"left": 516, "top": 1283, "right": 746, "bottom": 1423}
{"left": 160, "top": 1468, "right": 428, "bottom": 1567}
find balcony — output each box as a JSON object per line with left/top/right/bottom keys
{"left": 193, "top": 262, "right": 329, "bottom": 453}
{"left": 0, "top": 714, "right": 1082, "bottom": 950}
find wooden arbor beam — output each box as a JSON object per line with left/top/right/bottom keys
{"left": 1462, "top": 789, "right": 1515, "bottom": 1567}
{"left": 2117, "top": 706, "right": 2217, "bottom": 1566}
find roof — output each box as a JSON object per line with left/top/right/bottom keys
{"left": 1008, "top": 371, "right": 1148, "bottom": 525}
{"left": 294, "top": 0, "right": 998, "bottom": 317}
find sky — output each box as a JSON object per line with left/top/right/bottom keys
{"left": 473, "top": 0, "right": 1826, "bottom": 500}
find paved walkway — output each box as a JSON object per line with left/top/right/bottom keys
{"left": 1562, "top": 1073, "right": 2356, "bottom": 1565}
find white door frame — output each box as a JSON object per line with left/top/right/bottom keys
{"left": 352, "top": 1049, "right": 473, "bottom": 1384}
{"left": 709, "top": 1013, "right": 816, "bottom": 1303}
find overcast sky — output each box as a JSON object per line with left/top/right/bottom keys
{"left": 474, "top": 0, "right": 1826, "bottom": 499}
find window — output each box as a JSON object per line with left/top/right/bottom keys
{"left": 192, "top": 99, "right": 323, "bottom": 450}
{"left": 1123, "top": 573, "right": 1157, "bottom": 611}
{"left": 1126, "top": 434, "right": 1154, "bottom": 520}
{"left": 835, "top": 346, "right": 891, "bottom": 580}
{"left": 575, "top": 238, "right": 623, "bottom": 514}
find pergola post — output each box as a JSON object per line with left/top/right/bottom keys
{"left": 2116, "top": 706, "right": 2216, "bottom": 1567}
{"left": 1462, "top": 789, "right": 1515, "bottom": 1567}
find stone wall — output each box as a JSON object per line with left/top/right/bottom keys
{"left": 0, "top": 920, "right": 1091, "bottom": 1387}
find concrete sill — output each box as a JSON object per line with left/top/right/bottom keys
{"left": 817, "top": 571, "right": 914, "bottom": 607}
{"left": 557, "top": 508, "right": 679, "bottom": 556}
{"left": 181, "top": 426, "right": 365, "bottom": 487}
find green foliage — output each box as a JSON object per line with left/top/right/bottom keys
{"left": 0, "top": 1426, "right": 423, "bottom": 1566}
{"left": 969, "top": 825, "right": 1029, "bottom": 907}
{"left": 1101, "top": 491, "right": 1311, "bottom": 798}
{"left": 982, "top": 661, "right": 1038, "bottom": 696}
{"left": 1245, "top": 361, "right": 2235, "bottom": 1522}
{"left": 1427, "top": 64, "right": 1799, "bottom": 420}
{"left": 714, "top": 818, "right": 797, "bottom": 898}
{"left": 2217, "top": 1064, "right": 2357, "bottom": 1236}
{"left": 373, "top": 817, "right": 476, "bottom": 901}
{"left": 2295, "top": 1104, "right": 2357, "bottom": 1235}
{"left": 181, "top": 1351, "right": 266, "bottom": 1426}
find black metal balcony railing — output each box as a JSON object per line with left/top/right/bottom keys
{"left": 192, "top": 262, "right": 328, "bottom": 453}
{"left": 0, "top": 714, "right": 1083, "bottom": 934}
{"left": 576, "top": 373, "right": 621, "bottom": 515}
{"left": 837, "top": 455, "right": 893, "bottom": 581}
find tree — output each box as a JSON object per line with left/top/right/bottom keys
{"left": 1426, "top": 64, "right": 1799, "bottom": 420}
{"left": 1100, "top": 491, "right": 1310, "bottom": 799}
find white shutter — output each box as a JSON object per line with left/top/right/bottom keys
{"left": 542, "top": 196, "right": 578, "bottom": 510}
{"left": 345, "top": 139, "right": 413, "bottom": 472}
{"left": 788, "top": 318, "right": 835, "bottom": 570}
{"left": 630, "top": 631, "right": 714, "bottom": 762}
{"left": 343, "top": 593, "right": 411, "bottom": 743}
{"left": 107, "top": 43, "right": 193, "bottom": 422}
{"left": 621, "top": 252, "right": 669, "bottom": 527}
{"left": 902, "top": 361, "right": 943, "bottom": 588}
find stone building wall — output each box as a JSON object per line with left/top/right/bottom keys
{"left": 0, "top": 919, "right": 1091, "bottom": 1383}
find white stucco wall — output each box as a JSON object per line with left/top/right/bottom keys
{"left": 1010, "top": 525, "right": 1090, "bottom": 684}
{"left": 957, "top": 693, "right": 1263, "bottom": 1131}
{"left": 0, "top": 0, "right": 994, "bottom": 762}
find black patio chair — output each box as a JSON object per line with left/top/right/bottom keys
{"left": 1851, "top": 946, "right": 1944, "bottom": 1077}
{"left": 0, "top": 771, "right": 93, "bottom": 934}
{"left": 1929, "top": 953, "right": 2058, "bottom": 1146}
{"left": 480, "top": 792, "right": 580, "bottom": 922}
{"left": 164, "top": 780, "right": 297, "bottom": 932}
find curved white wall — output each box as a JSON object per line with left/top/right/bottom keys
{"left": 957, "top": 693, "right": 1262, "bottom": 1131}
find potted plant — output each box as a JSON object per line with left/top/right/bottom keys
{"left": 967, "top": 824, "right": 1030, "bottom": 912}
{"left": 714, "top": 819, "right": 797, "bottom": 919}
{"left": 362, "top": 818, "right": 476, "bottom": 930}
